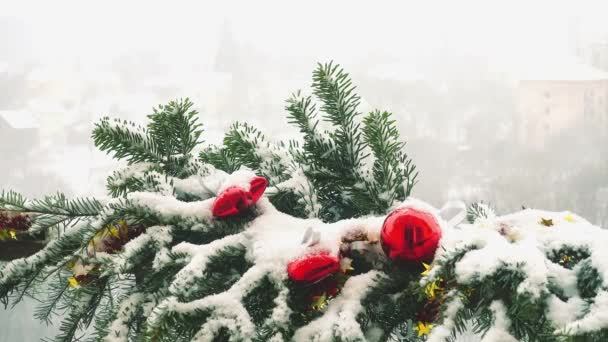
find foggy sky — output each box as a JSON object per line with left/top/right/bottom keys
{"left": 1, "top": 1, "right": 608, "bottom": 340}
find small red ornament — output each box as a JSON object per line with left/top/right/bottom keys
{"left": 287, "top": 252, "right": 340, "bottom": 283}
{"left": 248, "top": 176, "right": 267, "bottom": 203}
{"left": 380, "top": 207, "right": 442, "bottom": 263}
{"left": 212, "top": 176, "right": 268, "bottom": 217}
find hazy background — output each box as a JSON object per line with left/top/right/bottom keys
{"left": 2, "top": 1, "right": 608, "bottom": 340}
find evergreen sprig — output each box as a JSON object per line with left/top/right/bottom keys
{"left": 0, "top": 190, "right": 103, "bottom": 234}
{"left": 93, "top": 98, "right": 203, "bottom": 178}
{"left": 212, "top": 62, "right": 418, "bottom": 221}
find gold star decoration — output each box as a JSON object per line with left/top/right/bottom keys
{"left": 68, "top": 277, "right": 79, "bottom": 288}
{"left": 539, "top": 218, "right": 553, "bottom": 227}
{"left": 310, "top": 293, "right": 328, "bottom": 311}
{"left": 565, "top": 213, "right": 575, "bottom": 223}
{"left": 459, "top": 287, "right": 475, "bottom": 300}
{"left": 414, "top": 321, "right": 434, "bottom": 337}
{"left": 421, "top": 262, "right": 431, "bottom": 276}
{"left": 340, "top": 257, "right": 354, "bottom": 273}
{"left": 424, "top": 279, "right": 443, "bottom": 301}
{"left": 108, "top": 226, "right": 120, "bottom": 238}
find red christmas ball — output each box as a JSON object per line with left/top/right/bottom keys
{"left": 380, "top": 207, "right": 442, "bottom": 263}
{"left": 287, "top": 252, "right": 340, "bottom": 283}
{"left": 212, "top": 176, "right": 268, "bottom": 217}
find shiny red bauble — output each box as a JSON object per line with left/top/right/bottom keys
{"left": 380, "top": 207, "right": 442, "bottom": 263}
{"left": 212, "top": 176, "right": 268, "bottom": 217}
{"left": 287, "top": 252, "right": 340, "bottom": 283}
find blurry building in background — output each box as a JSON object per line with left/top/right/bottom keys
{"left": 517, "top": 60, "right": 608, "bottom": 148}
{"left": 0, "top": 110, "right": 39, "bottom": 155}
{"left": 578, "top": 36, "right": 608, "bottom": 72}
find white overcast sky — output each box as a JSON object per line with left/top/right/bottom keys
{"left": 3, "top": 0, "right": 608, "bottom": 71}
{"left": 3, "top": 3, "right": 608, "bottom": 340}
{"left": 2, "top": 0, "right": 608, "bottom": 199}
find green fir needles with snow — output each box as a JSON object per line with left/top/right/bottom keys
{"left": 1, "top": 62, "right": 608, "bottom": 342}
{"left": 204, "top": 62, "right": 417, "bottom": 222}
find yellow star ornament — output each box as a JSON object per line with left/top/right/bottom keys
{"left": 68, "top": 277, "right": 79, "bottom": 288}
{"left": 424, "top": 279, "right": 442, "bottom": 300}
{"left": 421, "top": 262, "right": 431, "bottom": 276}
{"left": 310, "top": 293, "right": 328, "bottom": 311}
{"left": 415, "top": 321, "right": 433, "bottom": 336}
{"left": 565, "top": 213, "right": 575, "bottom": 223}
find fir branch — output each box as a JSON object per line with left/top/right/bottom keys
{"left": 358, "top": 110, "right": 418, "bottom": 212}
{"left": 93, "top": 117, "right": 162, "bottom": 165}
{"left": 312, "top": 61, "right": 365, "bottom": 170}
{"left": 223, "top": 122, "right": 264, "bottom": 169}
{"left": 94, "top": 99, "right": 204, "bottom": 179}
{"left": 147, "top": 98, "right": 203, "bottom": 160}
{"left": 0, "top": 220, "right": 98, "bottom": 304}
{"left": 467, "top": 202, "right": 494, "bottom": 223}
{"left": 199, "top": 145, "right": 240, "bottom": 173}
{"left": 286, "top": 91, "right": 319, "bottom": 137}
{"left": 34, "top": 271, "right": 72, "bottom": 324}
{"left": 222, "top": 122, "right": 292, "bottom": 185}
{"left": 0, "top": 191, "right": 103, "bottom": 235}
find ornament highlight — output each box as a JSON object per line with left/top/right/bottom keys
{"left": 380, "top": 207, "right": 442, "bottom": 263}
{"left": 212, "top": 176, "right": 268, "bottom": 217}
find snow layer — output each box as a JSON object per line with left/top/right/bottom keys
{"left": 105, "top": 293, "right": 145, "bottom": 342}
{"left": 140, "top": 194, "right": 608, "bottom": 340}
{"left": 15, "top": 172, "right": 606, "bottom": 342}
{"left": 292, "top": 271, "right": 381, "bottom": 341}
{"left": 127, "top": 192, "right": 215, "bottom": 221}
{"left": 427, "top": 293, "right": 463, "bottom": 342}
{"left": 481, "top": 301, "right": 518, "bottom": 342}
{"left": 427, "top": 207, "right": 608, "bottom": 337}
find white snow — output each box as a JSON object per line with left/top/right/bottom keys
{"left": 292, "top": 271, "right": 382, "bottom": 341}
{"left": 267, "top": 168, "right": 321, "bottom": 218}
{"left": 169, "top": 233, "right": 248, "bottom": 298}
{"left": 481, "top": 301, "right": 518, "bottom": 342}
{"left": 216, "top": 169, "right": 258, "bottom": 194}
{"left": 9, "top": 172, "right": 608, "bottom": 341}
{"left": 109, "top": 162, "right": 155, "bottom": 186}
{"left": 118, "top": 225, "right": 173, "bottom": 271}
{"left": 426, "top": 207, "right": 608, "bottom": 337}
{"left": 132, "top": 195, "right": 608, "bottom": 339}
{"left": 427, "top": 293, "right": 464, "bottom": 342}
{"left": 547, "top": 295, "right": 585, "bottom": 328}
{"left": 560, "top": 291, "right": 608, "bottom": 334}
{"left": 105, "top": 293, "right": 145, "bottom": 342}
{"left": 126, "top": 192, "right": 215, "bottom": 221}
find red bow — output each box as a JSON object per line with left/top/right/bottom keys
{"left": 287, "top": 252, "right": 340, "bottom": 283}
{"left": 212, "top": 176, "right": 268, "bottom": 217}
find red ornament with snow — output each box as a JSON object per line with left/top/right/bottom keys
{"left": 380, "top": 207, "right": 442, "bottom": 263}
{"left": 212, "top": 176, "right": 268, "bottom": 217}
{"left": 287, "top": 252, "right": 340, "bottom": 283}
